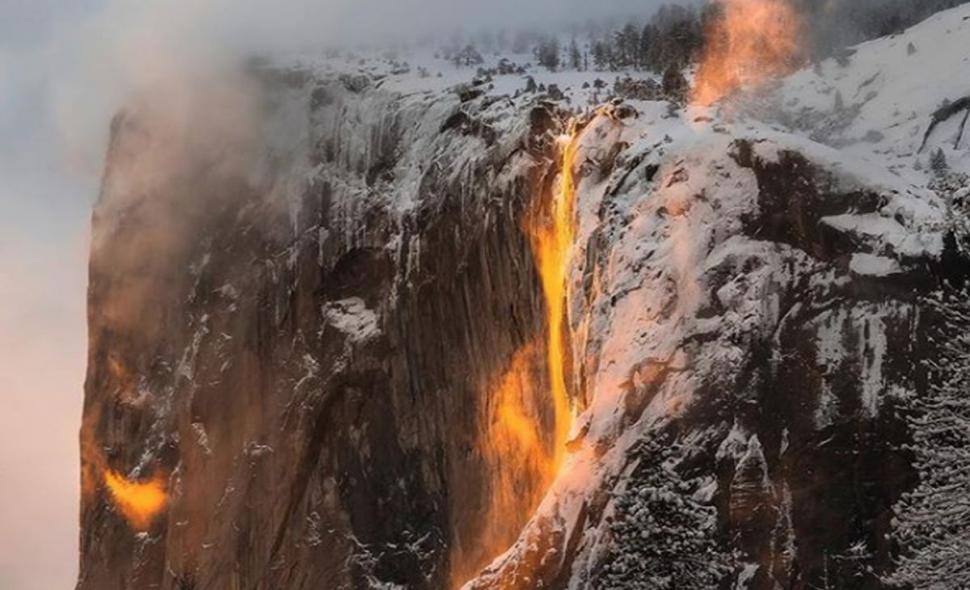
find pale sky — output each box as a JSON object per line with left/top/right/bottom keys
{"left": 0, "top": 1, "right": 668, "bottom": 588}
{"left": 1, "top": 2, "right": 97, "bottom": 588}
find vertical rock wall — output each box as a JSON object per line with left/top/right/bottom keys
{"left": 78, "top": 69, "right": 564, "bottom": 590}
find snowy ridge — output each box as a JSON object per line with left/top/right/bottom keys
{"left": 772, "top": 3, "right": 970, "bottom": 180}
{"left": 254, "top": 5, "right": 968, "bottom": 586}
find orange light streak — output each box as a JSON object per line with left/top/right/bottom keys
{"left": 692, "top": 0, "right": 803, "bottom": 106}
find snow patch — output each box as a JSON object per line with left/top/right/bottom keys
{"left": 323, "top": 298, "right": 380, "bottom": 342}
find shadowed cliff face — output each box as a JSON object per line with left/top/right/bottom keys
{"left": 78, "top": 66, "right": 569, "bottom": 590}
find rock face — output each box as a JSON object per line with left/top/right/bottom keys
{"left": 78, "top": 7, "right": 970, "bottom": 590}
{"left": 465, "top": 105, "right": 944, "bottom": 590}
{"left": 79, "top": 69, "right": 565, "bottom": 589}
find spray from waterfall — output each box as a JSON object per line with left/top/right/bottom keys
{"left": 692, "top": 0, "right": 804, "bottom": 106}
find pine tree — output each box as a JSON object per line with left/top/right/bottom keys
{"left": 592, "top": 435, "right": 731, "bottom": 588}
{"left": 662, "top": 64, "right": 688, "bottom": 103}
{"left": 888, "top": 292, "right": 970, "bottom": 588}
{"left": 592, "top": 40, "right": 612, "bottom": 71}
{"left": 569, "top": 37, "right": 583, "bottom": 71}
{"left": 615, "top": 23, "right": 640, "bottom": 69}
{"left": 639, "top": 24, "right": 656, "bottom": 71}
{"left": 536, "top": 36, "right": 560, "bottom": 71}
{"left": 461, "top": 45, "right": 485, "bottom": 67}
{"left": 931, "top": 148, "right": 949, "bottom": 174}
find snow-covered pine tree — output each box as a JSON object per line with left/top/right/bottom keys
{"left": 569, "top": 37, "right": 582, "bottom": 71}
{"left": 662, "top": 64, "right": 688, "bottom": 104}
{"left": 536, "top": 36, "right": 560, "bottom": 71}
{"left": 592, "top": 435, "right": 731, "bottom": 589}
{"left": 887, "top": 290, "right": 970, "bottom": 588}
{"left": 931, "top": 147, "right": 949, "bottom": 174}
{"left": 591, "top": 40, "right": 611, "bottom": 71}
{"left": 638, "top": 24, "right": 655, "bottom": 71}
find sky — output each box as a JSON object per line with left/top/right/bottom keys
{"left": 0, "top": 2, "right": 98, "bottom": 589}
{"left": 0, "top": 1, "right": 672, "bottom": 588}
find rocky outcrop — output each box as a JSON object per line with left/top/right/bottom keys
{"left": 79, "top": 11, "right": 970, "bottom": 588}
{"left": 465, "top": 105, "right": 947, "bottom": 589}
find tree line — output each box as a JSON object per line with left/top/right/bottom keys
{"left": 512, "top": 3, "right": 710, "bottom": 74}
{"left": 442, "top": 0, "right": 969, "bottom": 75}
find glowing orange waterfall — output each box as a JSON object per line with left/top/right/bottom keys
{"left": 455, "top": 127, "right": 584, "bottom": 588}
{"left": 80, "top": 361, "right": 170, "bottom": 532}
{"left": 494, "top": 346, "right": 545, "bottom": 459}
{"left": 530, "top": 129, "right": 581, "bottom": 472}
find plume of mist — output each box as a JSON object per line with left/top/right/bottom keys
{"left": 40, "top": 0, "right": 673, "bottom": 180}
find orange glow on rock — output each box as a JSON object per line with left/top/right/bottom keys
{"left": 692, "top": 0, "right": 803, "bottom": 106}
{"left": 488, "top": 343, "right": 554, "bottom": 503}
{"left": 451, "top": 343, "right": 551, "bottom": 589}
{"left": 79, "top": 407, "right": 107, "bottom": 502}
{"left": 103, "top": 469, "right": 168, "bottom": 531}
{"left": 456, "top": 127, "right": 586, "bottom": 588}
{"left": 494, "top": 359, "right": 543, "bottom": 458}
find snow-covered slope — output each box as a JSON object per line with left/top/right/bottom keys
{"left": 468, "top": 105, "right": 947, "bottom": 589}
{"left": 773, "top": 3, "right": 970, "bottom": 180}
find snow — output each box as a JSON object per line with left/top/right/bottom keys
{"left": 772, "top": 3, "right": 970, "bottom": 179}
{"left": 191, "top": 422, "right": 213, "bottom": 455}
{"left": 857, "top": 311, "right": 888, "bottom": 418}
{"left": 717, "top": 421, "right": 751, "bottom": 464}
{"left": 275, "top": 47, "right": 642, "bottom": 115}
{"left": 822, "top": 212, "right": 943, "bottom": 259}
{"left": 850, "top": 253, "right": 902, "bottom": 277}
{"left": 322, "top": 297, "right": 380, "bottom": 342}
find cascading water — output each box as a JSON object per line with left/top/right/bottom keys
{"left": 530, "top": 128, "right": 581, "bottom": 472}
{"left": 458, "top": 123, "right": 584, "bottom": 588}
{"left": 102, "top": 470, "right": 168, "bottom": 531}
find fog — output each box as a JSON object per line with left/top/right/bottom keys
{"left": 36, "top": 0, "right": 684, "bottom": 177}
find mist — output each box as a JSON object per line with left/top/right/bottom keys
{"left": 42, "top": 0, "right": 677, "bottom": 173}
